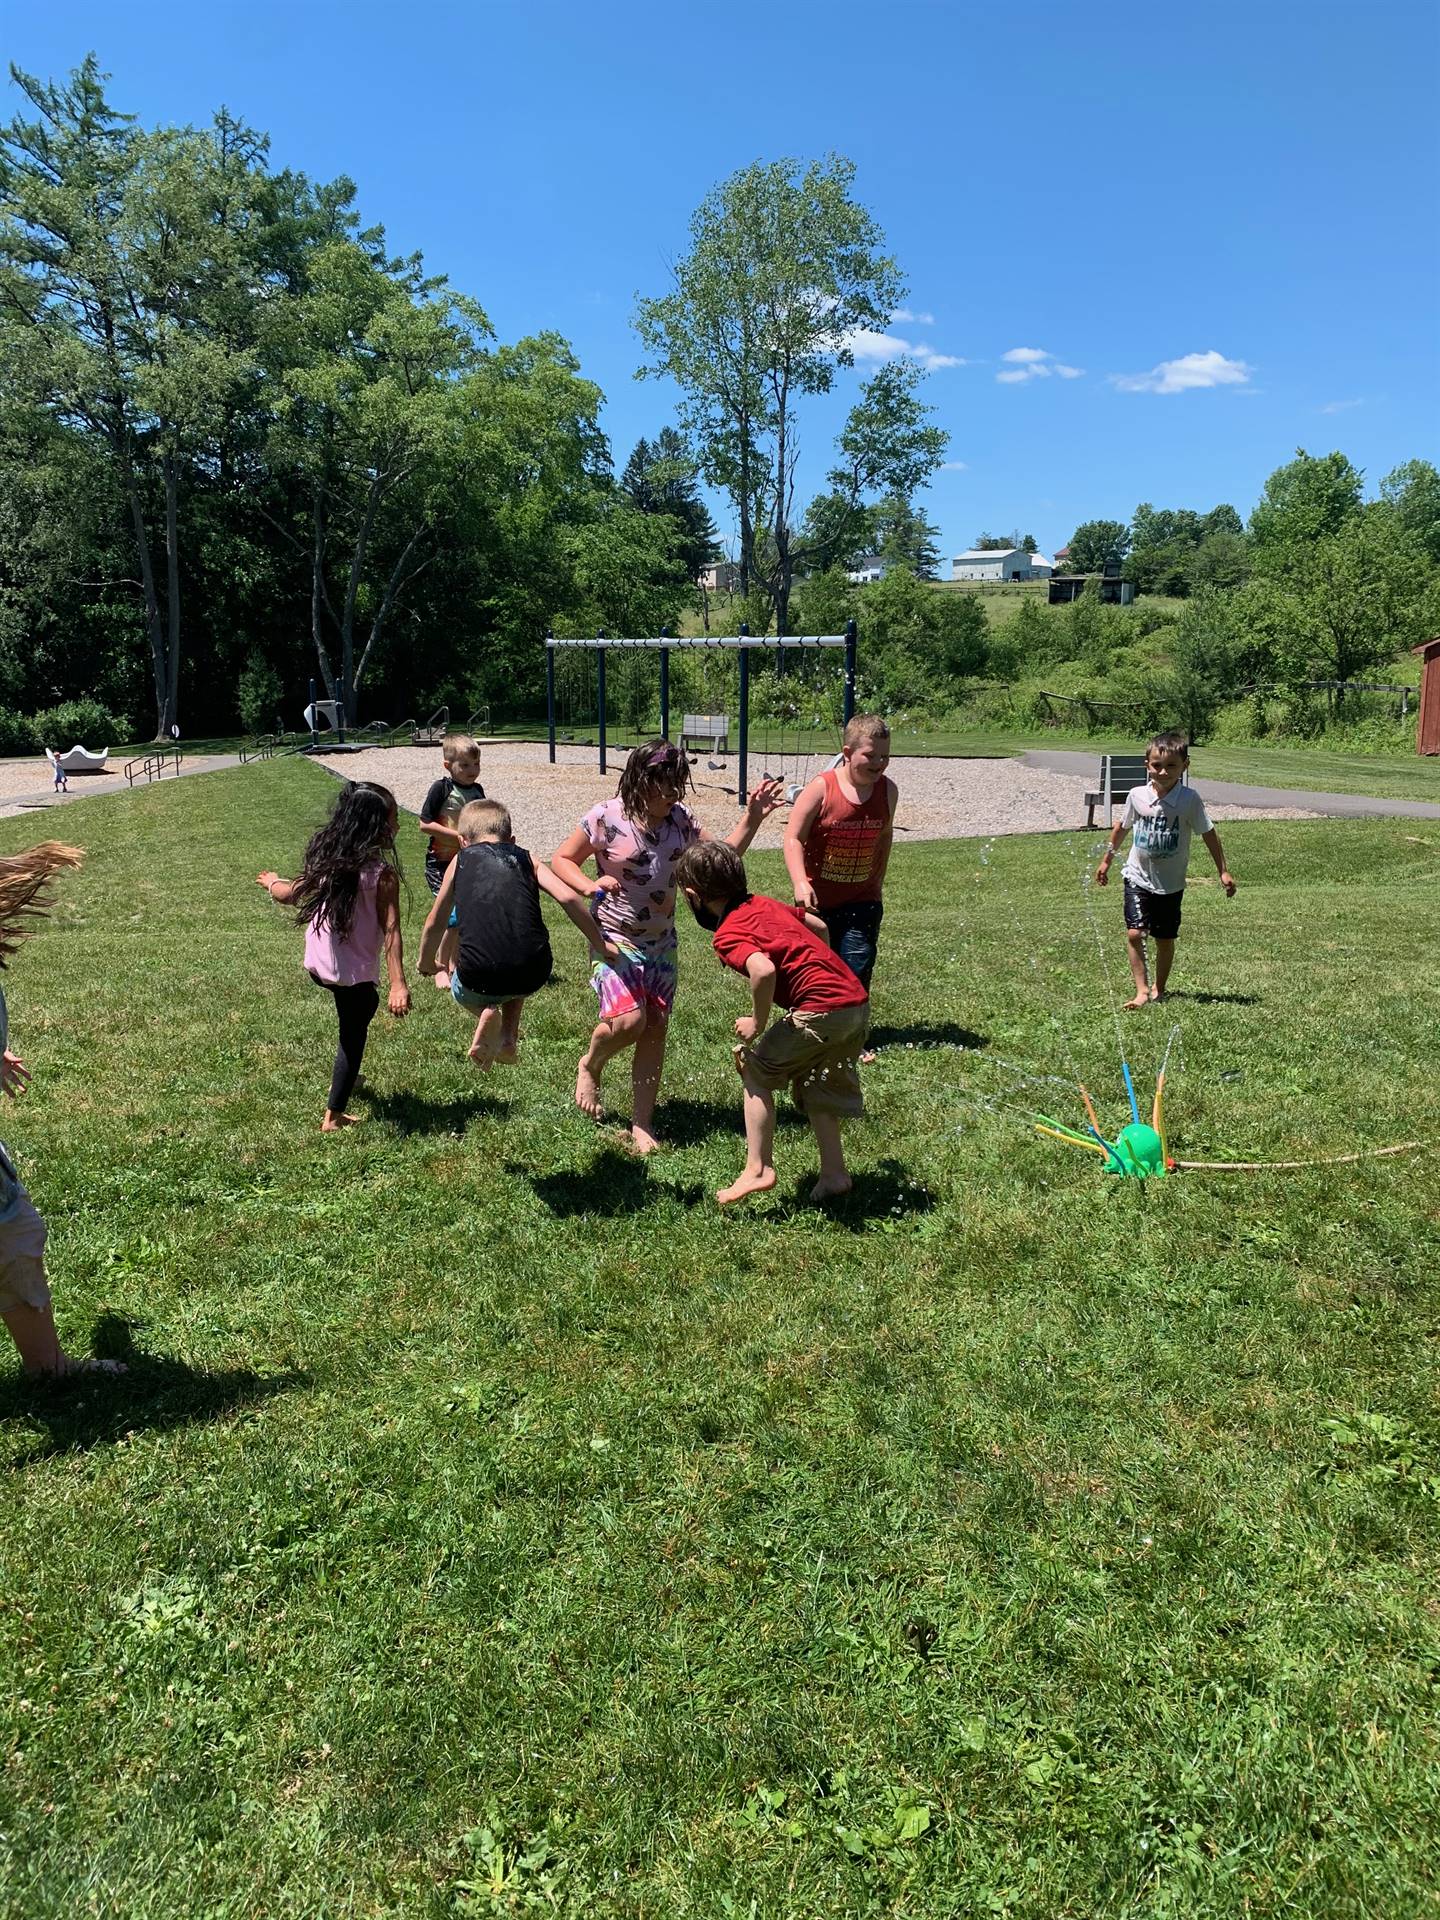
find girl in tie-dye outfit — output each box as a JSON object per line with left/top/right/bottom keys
{"left": 550, "top": 740, "right": 782, "bottom": 1155}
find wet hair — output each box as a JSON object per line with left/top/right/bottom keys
{"left": 1146, "top": 731, "right": 1190, "bottom": 762}
{"left": 457, "top": 798, "right": 511, "bottom": 842}
{"left": 442, "top": 734, "right": 481, "bottom": 766}
{"left": 617, "top": 739, "right": 692, "bottom": 823}
{"left": 843, "top": 712, "right": 891, "bottom": 749}
{"left": 0, "top": 842, "right": 83, "bottom": 968}
{"left": 291, "top": 782, "right": 400, "bottom": 939}
{"left": 675, "top": 840, "right": 747, "bottom": 906}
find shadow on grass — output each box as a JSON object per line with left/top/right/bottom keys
{"left": 364, "top": 1089, "right": 510, "bottom": 1134}
{"left": 1159, "top": 990, "right": 1260, "bottom": 1007}
{"left": 516, "top": 1146, "right": 706, "bottom": 1217}
{"left": 867, "top": 1022, "right": 990, "bottom": 1052}
{"left": 649, "top": 1096, "right": 742, "bottom": 1148}
{"left": 794, "top": 1157, "right": 938, "bottom": 1232}
{"left": 0, "top": 1315, "right": 306, "bottom": 1463}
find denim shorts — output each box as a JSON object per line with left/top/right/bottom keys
{"left": 451, "top": 974, "right": 522, "bottom": 1013}
{"left": 819, "top": 899, "right": 884, "bottom": 990}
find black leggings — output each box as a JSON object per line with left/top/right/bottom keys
{"left": 311, "top": 976, "right": 379, "bottom": 1114}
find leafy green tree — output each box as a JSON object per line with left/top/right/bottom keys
{"left": 1065, "top": 519, "right": 1130, "bottom": 573}
{"left": 1380, "top": 458, "right": 1440, "bottom": 566}
{"left": 974, "top": 533, "right": 1011, "bottom": 550}
{"left": 0, "top": 58, "right": 271, "bottom": 734}
{"left": 558, "top": 499, "right": 692, "bottom": 639}
{"left": 1248, "top": 503, "right": 1436, "bottom": 688}
{"left": 636, "top": 157, "right": 941, "bottom": 632}
{"left": 1249, "top": 448, "right": 1363, "bottom": 548}
{"left": 1188, "top": 529, "right": 1251, "bottom": 593}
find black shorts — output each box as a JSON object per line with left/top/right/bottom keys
{"left": 1123, "top": 880, "right": 1184, "bottom": 940}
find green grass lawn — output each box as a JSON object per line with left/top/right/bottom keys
{"left": 1, "top": 759, "right": 1437, "bottom": 1917}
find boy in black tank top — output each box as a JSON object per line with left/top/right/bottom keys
{"left": 418, "top": 799, "right": 619, "bottom": 1067}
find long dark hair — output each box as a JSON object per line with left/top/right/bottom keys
{"left": 292, "top": 782, "right": 399, "bottom": 938}
{"left": 617, "top": 739, "right": 692, "bottom": 825}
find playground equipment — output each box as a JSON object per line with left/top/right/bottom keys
{"left": 46, "top": 745, "right": 109, "bottom": 776}
{"left": 546, "top": 622, "right": 857, "bottom": 803}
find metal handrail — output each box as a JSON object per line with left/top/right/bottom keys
{"left": 124, "top": 747, "right": 184, "bottom": 786}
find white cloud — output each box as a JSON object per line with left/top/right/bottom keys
{"left": 1110, "top": 350, "right": 1253, "bottom": 395}
{"left": 995, "top": 347, "right": 1085, "bottom": 385}
{"left": 893, "top": 307, "right": 936, "bottom": 326}
{"left": 838, "top": 327, "right": 968, "bottom": 372}
{"left": 1320, "top": 397, "right": 1364, "bottom": 414}
{"left": 938, "top": 460, "right": 969, "bottom": 472}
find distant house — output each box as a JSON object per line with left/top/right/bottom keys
{"left": 847, "top": 554, "right": 889, "bottom": 584}
{"left": 952, "top": 547, "right": 1052, "bottom": 582}
{"left": 698, "top": 560, "right": 742, "bottom": 593}
{"left": 952, "top": 547, "right": 1030, "bottom": 582}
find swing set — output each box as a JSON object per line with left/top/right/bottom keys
{"left": 545, "top": 621, "right": 859, "bottom": 804}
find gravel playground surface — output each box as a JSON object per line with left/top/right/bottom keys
{"left": 314, "top": 739, "right": 1318, "bottom": 853}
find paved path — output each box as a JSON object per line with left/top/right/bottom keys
{"left": 0, "top": 754, "right": 244, "bottom": 820}
{"left": 1020, "top": 748, "right": 1440, "bottom": 820}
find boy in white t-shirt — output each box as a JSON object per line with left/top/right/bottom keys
{"left": 1095, "top": 732, "right": 1236, "bottom": 1008}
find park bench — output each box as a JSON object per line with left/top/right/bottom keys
{"left": 680, "top": 713, "right": 729, "bottom": 754}
{"left": 1083, "top": 752, "right": 1150, "bottom": 829}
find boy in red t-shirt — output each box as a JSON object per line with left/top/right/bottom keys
{"left": 675, "top": 842, "right": 869, "bottom": 1207}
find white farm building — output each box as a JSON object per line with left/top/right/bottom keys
{"left": 951, "top": 547, "right": 1034, "bottom": 581}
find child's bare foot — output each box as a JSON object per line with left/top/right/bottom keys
{"left": 809, "top": 1174, "right": 853, "bottom": 1205}
{"left": 717, "top": 1166, "right": 777, "bottom": 1205}
{"left": 630, "top": 1125, "right": 664, "bottom": 1156}
{"left": 859, "top": 1048, "right": 877, "bottom": 1065}
{"left": 1123, "top": 993, "right": 1149, "bottom": 1011}
{"left": 34, "top": 1353, "right": 127, "bottom": 1380}
{"left": 575, "top": 1060, "right": 605, "bottom": 1120}
{"left": 492, "top": 1043, "right": 520, "bottom": 1065}
{"left": 467, "top": 1039, "right": 495, "bottom": 1070}
{"left": 321, "top": 1111, "right": 363, "bottom": 1131}
{"left": 433, "top": 970, "right": 451, "bottom": 991}
{"left": 1150, "top": 986, "right": 1168, "bottom": 1003}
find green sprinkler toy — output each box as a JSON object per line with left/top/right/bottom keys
{"left": 1034, "top": 1061, "right": 1174, "bottom": 1180}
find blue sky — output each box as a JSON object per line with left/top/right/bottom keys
{"left": 4, "top": 0, "right": 1437, "bottom": 562}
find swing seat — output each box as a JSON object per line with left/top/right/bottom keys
{"left": 681, "top": 713, "right": 729, "bottom": 754}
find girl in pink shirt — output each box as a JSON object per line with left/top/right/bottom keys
{"left": 259, "top": 782, "right": 410, "bottom": 1131}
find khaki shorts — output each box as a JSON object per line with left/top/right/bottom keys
{"left": 743, "top": 1002, "right": 869, "bottom": 1117}
{"left": 0, "top": 1189, "right": 50, "bottom": 1315}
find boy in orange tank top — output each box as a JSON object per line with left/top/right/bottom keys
{"left": 783, "top": 714, "right": 897, "bottom": 1005}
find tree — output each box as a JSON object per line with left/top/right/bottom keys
{"left": 1249, "top": 448, "right": 1363, "bottom": 549}
{"left": 974, "top": 533, "right": 1011, "bottom": 550}
{"left": 0, "top": 59, "right": 271, "bottom": 735}
{"left": 1248, "top": 503, "right": 1437, "bottom": 689}
{"left": 1019, "top": 533, "right": 1038, "bottom": 554}
{"left": 872, "top": 493, "right": 941, "bottom": 579}
{"left": 619, "top": 426, "right": 719, "bottom": 582}
{"left": 636, "top": 156, "right": 941, "bottom": 633}
{"left": 1380, "top": 458, "right": 1440, "bottom": 567}
{"left": 270, "top": 236, "right": 491, "bottom": 717}
{"left": 1065, "top": 519, "right": 1130, "bottom": 573}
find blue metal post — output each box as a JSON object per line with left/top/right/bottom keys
{"left": 336, "top": 671, "right": 347, "bottom": 745}
{"left": 546, "top": 632, "right": 556, "bottom": 763}
{"left": 659, "top": 629, "right": 670, "bottom": 741}
{"left": 596, "top": 634, "right": 607, "bottom": 778}
{"left": 308, "top": 677, "right": 318, "bottom": 749}
{"left": 738, "top": 622, "right": 750, "bottom": 807}
{"left": 843, "top": 618, "right": 858, "bottom": 728}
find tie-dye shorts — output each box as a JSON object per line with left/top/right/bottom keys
{"left": 590, "top": 938, "right": 677, "bottom": 1022}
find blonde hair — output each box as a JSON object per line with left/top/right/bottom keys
{"left": 0, "top": 842, "right": 83, "bottom": 966}
{"left": 457, "top": 799, "right": 511, "bottom": 842}
{"left": 442, "top": 734, "right": 481, "bottom": 766}
{"left": 843, "top": 712, "right": 890, "bottom": 749}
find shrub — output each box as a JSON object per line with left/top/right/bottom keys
{"left": 237, "top": 653, "right": 284, "bottom": 736}
{"left": 0, "top": 710, "right": 35, "bottom": 756}
{"left": 29, "top": 699, "right": 130, "bottom": 753}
